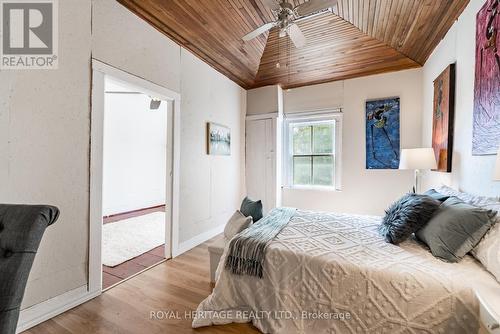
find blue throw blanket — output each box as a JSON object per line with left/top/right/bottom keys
{"left": 225, "top": 207, "right": 296, "bottom": 278}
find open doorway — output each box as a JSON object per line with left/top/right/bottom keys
{"left": 101, "top": 78, "right": 168, "bottom": 289}
{"left": 89, "top": 60, "right": 181, "bottom": 295}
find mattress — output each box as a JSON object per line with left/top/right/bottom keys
{"left": 193, "top": 210, "right": 499, "bottom": 333}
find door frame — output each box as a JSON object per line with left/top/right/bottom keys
{"left": 89, "top": 59, "right": 181, "bottom": 294}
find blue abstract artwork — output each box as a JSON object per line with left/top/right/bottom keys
{"left": 366, "top": 98, "right": 400, "bottom": 169}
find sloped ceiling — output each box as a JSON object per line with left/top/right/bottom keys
{"left": 116, "top": 0, "right": 469, "bottom": 89}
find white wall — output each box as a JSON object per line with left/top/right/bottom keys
{"left": 247, "top": 86, "right": 280, "bottom": 115}
{"left": 284, "top": 81, "right": 344, "bottom": 113}
{"left": 102, "top": 81, "right": 168, "bottom": 216}
{"left": 178, "top": 49, "right": 246, "bottom": 243}
{"left": 248, "top": 69, "right": 423, "bottom": 215}
{"left": 421, "top": 0, "right": 500, "bottom": 197}
{"left": 0, "top": 0, "right": 92, "bottom": 308}
{"left": 0, "top": 0, "right": 246, "bottom": 312}
{"left": 91, "top": 0, "right": 181, "bottom": 92}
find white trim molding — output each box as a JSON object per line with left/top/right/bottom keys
{"left": 284, "top": 108, "right": 343, "bottom": 119}
{"left": 90, "top": 58, "right": 181, "bottom": 293}
{"left": 174, "top": 224, "right": 225, "bottom": 257}
{"left": 92, "top": 59, "right": 181, "bottom": 102}
{"left": 89, "top": 67, "right": 105, "bottom": 295}
{"left": 282, "top": 109, "right": 343, "bottom": 191}
{"left": 246, "top": 112, "right": 279, "bottom": 121}
{"left": 17, "top": 286, "right": 99, "bottom": 333}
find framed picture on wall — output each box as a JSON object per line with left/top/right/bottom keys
{"left": 365, "top": 97, "right": 401, "bottom": 169}
{"left": 472, "top": 0, "right": 499, "bottom": 155}
{"left": 432, "top": 63, "right": 456, "bottom": 172}
{"left": 207, "top": 122, "right": 231, "bottom": 155}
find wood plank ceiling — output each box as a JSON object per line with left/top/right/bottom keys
{"left": 116, "top": 0, "right": 469, "bottom": 89}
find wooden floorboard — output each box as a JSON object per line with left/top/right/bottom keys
{"left": 24, "top": 240, "right": 261, "bottom": 334}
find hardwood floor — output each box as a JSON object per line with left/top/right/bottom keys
{"left": 24, "top": 239, "right": 260, "bottom": 334}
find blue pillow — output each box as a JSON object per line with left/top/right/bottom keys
{"left": 379, "top": 193, "right": 441, "bottom": 244}
{"left": 240, "top": 197, "right": 263, "bottom": 222}
{"left": 416, "top": 196, "right": 497, "bottom": 262}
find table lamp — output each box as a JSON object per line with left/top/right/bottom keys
{"left": 399, "top": 148, "right": 438, "bottom": 193}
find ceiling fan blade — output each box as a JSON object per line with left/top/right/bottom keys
{"left": 287, "top": 23, "right": 307, "bottom": 48}
{"left": 261, "top": 0, "right": 281, "bottom": 11}
{"left": 243, "top": 22, "right": 276, "bottom": 41}
{"left": 295, "top": 0, "right": 338, "bottom": 17}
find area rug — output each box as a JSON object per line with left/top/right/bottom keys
{"left": 102, "top": 211, "right": 165, "bottom": 267}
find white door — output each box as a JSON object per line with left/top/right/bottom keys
{"left": 245, "top": 118, "right": 276, "bottom": 214}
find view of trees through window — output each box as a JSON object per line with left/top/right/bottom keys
{"left": 291, "top": 122, "right": 335, "bottom": 187}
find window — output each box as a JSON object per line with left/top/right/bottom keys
{"left": 284, "top": 113, "right": 342, "bottom": 190}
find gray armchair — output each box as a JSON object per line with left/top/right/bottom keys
{"left": 0, "top": 204, "right": 59, "bottom": 334}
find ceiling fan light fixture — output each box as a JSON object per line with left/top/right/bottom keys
{"left": 242, "top": 0, "right": 337, "bottom": 48}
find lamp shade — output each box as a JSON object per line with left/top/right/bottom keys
{"left": 495, "top": 147, "right": 500, "bottom": 181}
{"left": 399, "top": 148, "right": 438, "bottom": 170}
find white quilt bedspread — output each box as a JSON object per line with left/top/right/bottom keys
{"left": 193, "top": 210, "right": 498, "bottom": 333}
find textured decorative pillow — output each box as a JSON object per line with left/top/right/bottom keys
{"left": 224, "top": 210, "right": 253, "bottom": 239}
{"left": 240, "top": 197, "right": 263, "bottom": 222}
{"left": 378, "top": 193, "right": 441, "bottom": 244}
{"left": 470, "top": 199, "right": 500, "bottom": 282}
{"left": 423, "top": 189, "right": 450, "bottom": 202}
{"left": 416, "top": 196, "right": 497, "bottom": 263}
{"left": 436, "top": 185, "right": 498, "bottom": 207}
{"left": 436, "top": 185, "right": 500, "bottom": 280}
{"left": 436, "top": 185, "right": 463, "bottom": 200}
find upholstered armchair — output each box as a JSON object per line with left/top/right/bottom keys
{"left": 0, "top": 204, "right": 59, "bottom": 334}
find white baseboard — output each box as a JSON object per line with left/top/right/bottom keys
{"left": 173, "top": 224, "right": 224, "bottom": 257}
{"left": 16, "top": 286, "right": 100, "bottom": 333}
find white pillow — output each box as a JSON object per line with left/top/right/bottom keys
{"left": 436, "top": 185, "right": 472, "bottom": 202}
{"left": 438, "top": 185, "right": 500, "bottom": 281}
{"left": 437, "top": 185, "right": 499, "bottom": 208}
{"left": 224, "top": 210, "right": 253, "bottom": 239}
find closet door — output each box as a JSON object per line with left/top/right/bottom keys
{"left": 245, "top": 118, "right": 276, "bottom": 214}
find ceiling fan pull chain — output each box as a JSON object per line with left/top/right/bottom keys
{"left": 288, "top": 33, "right": 291, "bottom": 85}
{"left": 277, "top": 30, "right": 281, "bottom": 69}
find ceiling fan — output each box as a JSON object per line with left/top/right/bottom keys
{"left": 242, "top": 0, "right": 338, "bottom": 48}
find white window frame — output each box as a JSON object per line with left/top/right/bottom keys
{"left": 283, "top": 110, "right": 342, "bottom": 191}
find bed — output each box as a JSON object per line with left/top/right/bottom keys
{"left": 193, "top": 209, "right": 499, "bottom": 333}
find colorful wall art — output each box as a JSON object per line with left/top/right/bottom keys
{"left": 472, "top": 0, "right": 500, "bottom": 155}
{"left": 207, "top": 122, "right": 231, "bottom": 155}
{"left": 432, "top": 64, "right": 456, "bottom": 172}
{"left": 366, "top": 97, "right": 401, "bottom": 169}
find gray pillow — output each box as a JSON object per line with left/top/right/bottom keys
{"left": 224, "top": 210, "right": 253, "bottom": 239}
{"left": 240, "top": 197, "right": 263, "bottom": 222}
{"left": 423, "top": 189, "right": 450, "bottom": 202}
{"left": 416, "top": 196, "right": 497, "bottom": 263}
{"left": 379, "top": 193, "right": 441, "bottom": 244}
